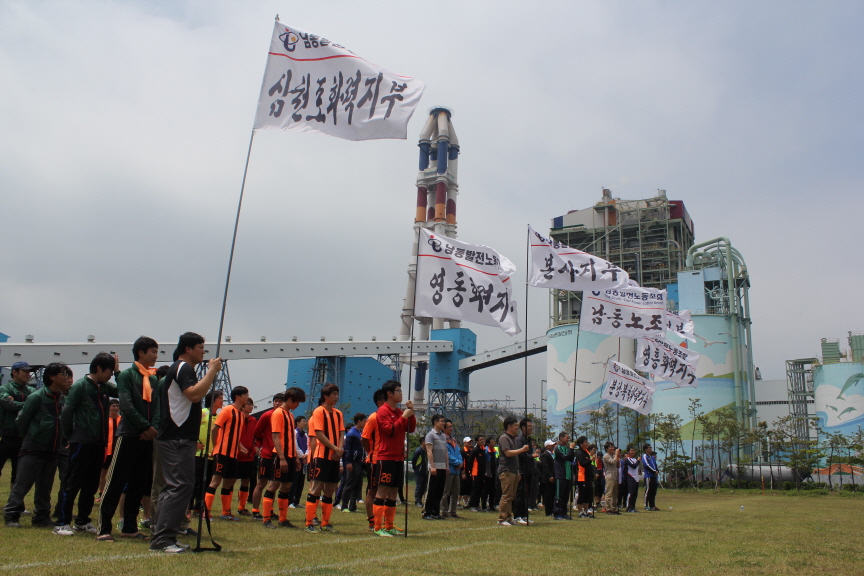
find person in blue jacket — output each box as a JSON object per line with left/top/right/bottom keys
{"left": 641, "top": 443, "right": 659, "bottom": 511}
{"left": 439, "top": 419, "right": 463, "bottom": 518}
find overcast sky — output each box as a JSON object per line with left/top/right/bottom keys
{"left": 1, "top": 1, "right": 861, "bottom": 407}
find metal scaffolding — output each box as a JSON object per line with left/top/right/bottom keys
{"left": 549, "top": 193, "right": 694, "bottom": 327}
{"left": 307, "top": 356, "right": 339, "bottom": 416}
{"left": 786, "top": 358, "right": 817, "bottom": 441}
{"left": 195, "top": 360, "right": 233, "bottom": 398}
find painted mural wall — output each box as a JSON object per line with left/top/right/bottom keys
{"left": 813, "top": 362, "right": 864, "bottom": 435}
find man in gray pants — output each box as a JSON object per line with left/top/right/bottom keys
{"left": 150, "top": 333, "right": 221, "bottom": 554}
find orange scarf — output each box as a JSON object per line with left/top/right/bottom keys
{"left": 134, "top": 362, "right": 156, "bottom": 402}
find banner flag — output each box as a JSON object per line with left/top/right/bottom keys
{"left": 527, "top": 226, "right": 629, "bottom": 291}
{"left": 666, "top": 309, "right": 696, "bottom": 343}
{"left": 579, "top": 286, "right": 668, "bottom": 339}
{"left": 414, "top": 228, "right": 521, "bottom": 336}
{"left": 601, "top": 361, "right": 654, "bottom": 415}
{"left": 636, "top": 336, "right": 701, "bottom": 388}
{"left": 254, "top": 21, "right": 425, "bottom": 140}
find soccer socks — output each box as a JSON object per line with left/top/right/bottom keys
{"left": 320, "top": 495, "right": 333, "bottom": 526}
{"left": 278, "top": 492, "right": 290, "bottom": 522}
{"left": 305, "top": 494, "right": 319, "bottom": 526}
{"left": 373, "top": 498, "right": 386, "bottom": 532}
{"left": 238, "top": 487, "right": 249, "bottom": 511}
{"left": 204, "top": 486, "right": 217, "bottom": 514}
{"left": 221, "top": 488, "right": 233, "bottom": 515}
{"left": 384, "top": 499, "right": 397, "bottom": 530}
{"left": 262, "top": 490, "right": 275, "bottom": 522}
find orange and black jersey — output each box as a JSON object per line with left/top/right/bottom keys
{"left": 213, "top": 404, "right": 245, "bottom": 458}
{"left": 269, "top": 406, "right": 297, "bottom": 459}
{"left": 361, "top": 411, "right": 378, "bottom": 464}
{"left": 310, "top": 405, "right": 344, "bottom": 460}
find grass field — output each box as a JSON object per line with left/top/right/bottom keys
{"left": 1, "top": 485, "right": 862, "bottom": 576}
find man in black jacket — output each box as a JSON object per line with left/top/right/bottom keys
{"left": 539, "top": 440, "right": 555, "bottom": 516}
{"left": 573, "top": 436, "right": 595, "bottom": 518}
{"left": 467, "top": 435, "right": 486, "bottom": 511}
{"left": 56, "top": 353, "right": 118, "bottom": 535}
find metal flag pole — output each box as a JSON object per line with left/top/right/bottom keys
{"left": 523, "top": 226, "right": 530, "bottom": 528}
{"left": 567, "top": 314, "right": 582, "bottom": 520}
{"left": 404, "top": 224, "right": 422, "bottom": 539}
{"left": 194, "top": 129, "right": 256, "bottom": 552}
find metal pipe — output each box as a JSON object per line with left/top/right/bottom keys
{"left": 415, "top": 187, "right": 427, "bottom": 223}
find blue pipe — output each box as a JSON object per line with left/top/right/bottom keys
{"left": 414, "top": 361, "right": 428, "bottom": 392}
{"left": 418, "top": 143, "right": 431, "bottom": 170}
{"left": 437, "top": 141, "right": 449, "bottom": 174}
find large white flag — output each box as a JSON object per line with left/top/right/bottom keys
{"left": 580, "top": 286, "right": 668, "bottom": 340}
{"left": 414, "top": 228, "right": 521, "bottom": 336}
{"left": 636, "top": 337, "right": 701, "bottom": 388}
{"left": 528, "top": 226, "right": 629, "bottom": 291}
{"left": 254, "top": 21, "right": 425, "bottom": 140}
{"left": 666, "top": 309, "right": 696, "bottom": 343}
{"left": 602, "top": 361, "right": 654, "bottom": 415}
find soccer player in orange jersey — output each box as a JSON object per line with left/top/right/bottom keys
{"left": 261, "top": 387, "right": 306, "bottom": 529}
{"left": 373, "top": 381, "right": 415, "bottom": 537}
{"left": 361, "top": 389, "right": 386, "bottom": 531}
{"left": 204, "top": 386, "right": 249, "bottom": 521}
{"left": 304, "top": 384, "right": 344, "bottom": 533}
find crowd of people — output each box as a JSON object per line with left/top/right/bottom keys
{"left": 0, "top": 333, "right": 662, "bottom": 554}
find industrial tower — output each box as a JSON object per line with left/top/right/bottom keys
{"left": 397, "top": 107, "right": 465, "bottom": 407}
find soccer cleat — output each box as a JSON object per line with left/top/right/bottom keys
{"left": 319, "top": 524, "right": 335, "bottom": 533}
{"left": 238, "top": 509, "right": 251, "bottom": 516}
{"left": 388, "top": 526, "right": 404, "bottom": 535}
{"left": 252, "top": 511, "right": 264, "bottom": 520}
{"left": 220, "top": 514, "right": 241, "bottom": 522}
{"left": 278, "top": 520, "right": 297, "bottom": 528}
{"left": 342, "top": 508, "right": 353, "bottom": 513}
{"left": 262, "top": 520, "right": 277, "bottom": 529}
{"left": 53, "top": 524, "right": 74, "bottom": 536}
{"left": 74, "top": 523, "right": 98, "bottom": 534}
{"left": 375, "top": 528, "right": 393, "bottom": 537}
{"left": 138, "top": 518, "right": 151, "bottom": 530}
{"left": 312, "top": 517, "right": 320, "bottom": 526}
{"left": 5, "top": 520, "right": 21, "bottom": 528}
{"left": 304, "top": 524, "right": 318, "bottom": 534}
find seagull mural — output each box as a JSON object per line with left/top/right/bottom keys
{"left": 695, "top": 334, "right": 728, "bottom": 348}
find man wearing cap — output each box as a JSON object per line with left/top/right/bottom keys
{"left": 459, "top": 436, "right": 473, "bottom": 509}
{"left": 0, "top": 362, "right": 37, "bottom": 489}
{"left": 539, "top": 440, "right": 556, "bottom": 516}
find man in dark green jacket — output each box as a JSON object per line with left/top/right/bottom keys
{"left": 0, "top": 361, "right": 37, "bottom": 488}
{"left": 3, "top": 363, "right": 72, "bottom": 527}
{"left": 97, "top": 336, "right": 160, "bottom": 541}
{"left": 55, "top": 353, "right": 118, "bottom": 535}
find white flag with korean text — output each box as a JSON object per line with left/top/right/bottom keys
{"left": 414, "top": 228, "right": 521, "bottom": 336}
{"left": 254, "top": 21, "right": 425, "bottom": 140}
{"left": 666, "top": 309, "right": 696, "bottom": 343}
{"left": 528, "top": 226, "right": 629, "bottom": 291}
{"left": 636, "top": 337, "right": 701, "bottom": 388}
{"left": 602, "top": 361, "right": 654, "bottom": 415}
{"left": 580, "top": 286, "right": 668, "bottom": 340}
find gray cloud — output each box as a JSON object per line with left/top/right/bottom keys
{"left": 1, "top": 1, "right": 861, "bottom": 406}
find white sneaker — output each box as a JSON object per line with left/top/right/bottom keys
{"left": 497, "top": 520, "right": 513, "bottom": 527}
{"left": 21, "top": 509, "right": 32, "bottom": 516}
{"left": 288, "top": 504, "right": 296, "bottom": 509}
{"left": 516, "top": 518, "right": 528, "bottom": 525}
{"left": 73, "top": 523, "right": 97, "bottom": 534}
{"left": 53, "top": 524, "right": 74, "bottom": 536}
{"left": 160, "top": 544, "right": 187, "bottom": 554}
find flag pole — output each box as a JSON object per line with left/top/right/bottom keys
{"left": 194, "top": 129, "right": 256, "bottom": 552}
{"left": 404, "top": 224, "right": 422, "bottom": 539}
{"left": 523, "top": 226, "right": 530, "bottom": 528}
{"left": 567, "top": 310, "right": 582, "bottom": 520}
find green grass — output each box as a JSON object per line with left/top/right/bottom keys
{"left": 1, "top": 483, "right": 862, "bottom": 575}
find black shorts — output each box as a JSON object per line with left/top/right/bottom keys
{"left": 259, "top": 455, "right": 274, "bottom": 480}
{"left": 377, "top": 459, "right": 404, "bottom": 488}
{"left": 577, "top": 481, "right": 594, "bottom": 504}
{"left": 213, "top": 454, "right": 239, "bottom": 479}
{"left": 311, "top": 457, "right": 340, "bottom": 484}
{"left": 102, "top": 453, "right": 113, "bottom": 470}
{"left": 268, "top": 456, "right": 296, "bottom": 483}
{"left": 237, "top": 460, "right": 256, "bottom": 483}
{"left": 366, "top": 462, "right": 381, "bottom": 492}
